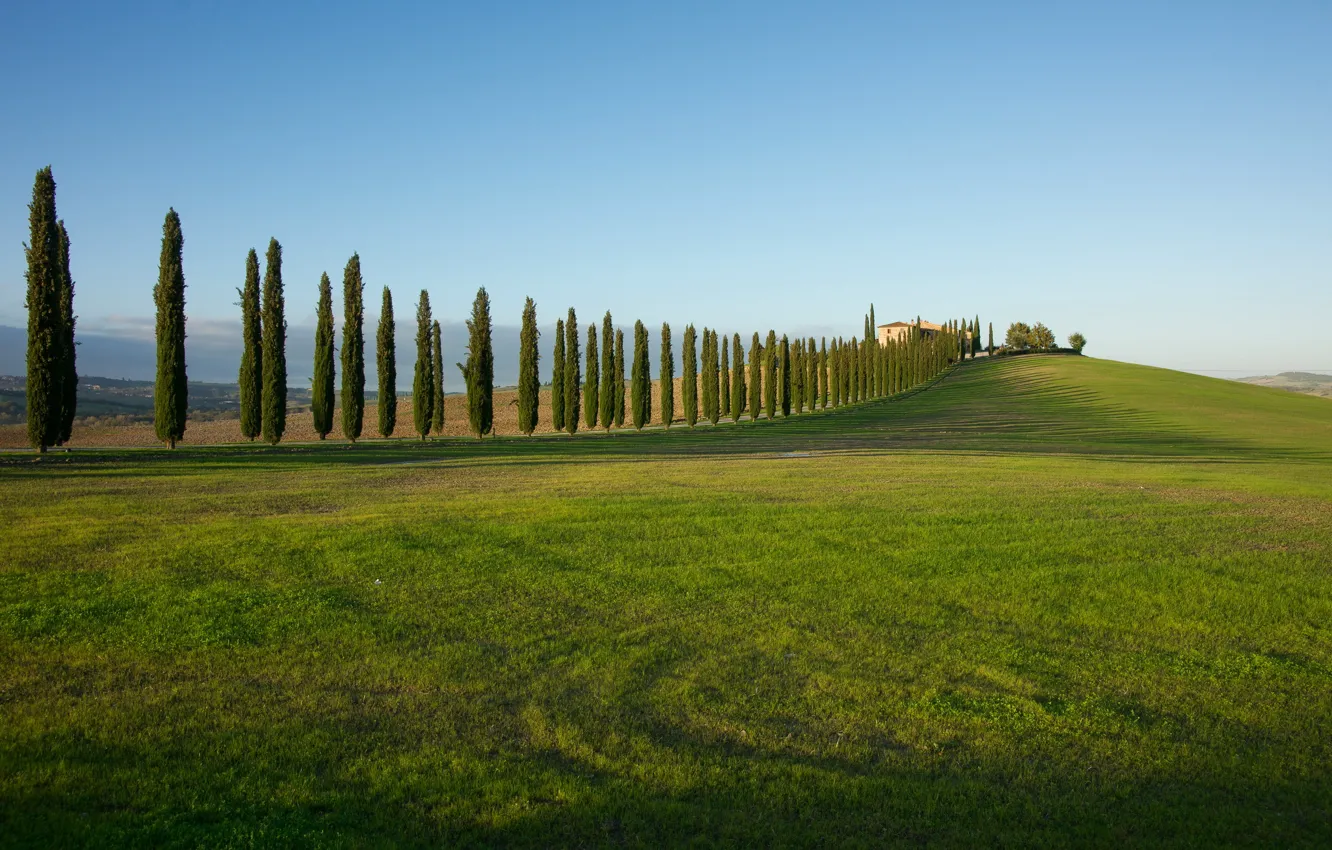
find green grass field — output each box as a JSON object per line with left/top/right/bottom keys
{"left": 3, "top": 355, "right": 1330, "bottom": 847}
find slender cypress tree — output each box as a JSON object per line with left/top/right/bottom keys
{"left": 340, "top": 253, "right": 365, "bottom": 442}
{"left": 988, "top": 322, "right": 994, "bottom": 355}
{"left": 731, "top": 334, "right": 745, "bottom": 423}
{"left": 238, "top": 249, "right": 262, "bottom": 440}
{"left": 24, "top": 169, "right": 63, "bottom": 455}
{"left": 412, "top": 290, "right": 434, "bottom": 439}
{"left": 259, "top": 238, "right": 287, "bottom": 444}
{"left": 843, "top": 338, "right": 851, "bottom": 401}
{"left": 55, "top": 221, "right": 76, "bottom": 445}
{"left": 764, "top": 330, "right": 777, "bottom": 420}
{"left": 154, "top": 209, "right": 188, "bottom": 449}
{"left": 791, "top": 339, "right": 803, "bottom": 414}
{"left": 584, "top": 323, "right": 599, "bottom": 430}
{"left": 681, "top": 324, "right": 698, "bottom": 427}
{"left": 807, "top": 337, "right": 817, "bottom": 411}
{"left": 820, "top": 338, "right": 829, "bottom": 408}
{"left": 830, "top": 339, "right": 839, "bottom": 407}
{"left": 311, "top": 272, "right": 335, "bottom": 439}
{"left": 700, "top": 329, "right": 715, "bottom": 424}
{"left": 431, "top": 320, "right": 445, "bottom": 433}
{"left": 704, "top": 330, "right": 720, "bottom": 425}
{"left": 631, "top": 321, "right": 650, "bottom": 429}
{"left": 458, "top": 287, "right": 494, "bottom": 438}
{"left": 780, "top": 336, "right": 792, "bottom": 417}
{"left": 857, "top": 337, "right": 867, "bottom": 401}
{"left": 613, "top": 328, "right": 626, "bottom": 427}
{"left": 973, "top": 316, "right": 981, "bottom": 356}
{"left": 564, "top": 309, "right": 580, "bottom": 435}
{"left": 377, "top": 287, "right": 396, "bottom": 437}
{"left": 552, "top": 318, "right": 566, "bottom": 432}
{"left": 720, "top": 334, "right": 730, "bottom": 418}
{"left": 656, "top": 322, "right": 672, "bottom": 428}
{"left": 518, "top": 297, "right": 540, "bottom": 435}
{"left": 24, "top": 168, "right": 60, "bottom": 451}
{"left": 599, "top": 312, "right": 615, "bottom": 430}
{"left": 748, "top": 332, "right": 762, "bottom": 421}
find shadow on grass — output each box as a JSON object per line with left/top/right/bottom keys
{"left": 5, "top": 663, "right": 1327, "bottom": 847}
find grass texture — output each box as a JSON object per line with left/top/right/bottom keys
{"left": 2, "top": 355, "right": 1330, "bottom": 847}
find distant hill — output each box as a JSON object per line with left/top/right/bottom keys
{"left": 1237, "top": 372, "right": 1332, "bottom": 399}
{"left": 0, "top": 375, "right": 314, "bottom": 425}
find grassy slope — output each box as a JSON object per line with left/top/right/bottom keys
{"left": 2, "top": 356, "right": 1330, "bottom": 847}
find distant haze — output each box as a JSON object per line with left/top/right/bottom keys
{"left": 0, "top": 320, "right": 789, "bottom": 389}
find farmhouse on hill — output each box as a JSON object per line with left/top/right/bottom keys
{"left": 877, "top": 320, "right": 950, "bottom": 345}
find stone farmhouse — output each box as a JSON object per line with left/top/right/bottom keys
{"left": 877, "top": 320, "right": 946, "bottom": 345}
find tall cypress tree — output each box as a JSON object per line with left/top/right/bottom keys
{"left": 681, "top": 324, "right": 698, "bottom": 428}
{"left": 239, "top": 249, "right": 262, "bottom": 440}
{"left": 55, "top": 221, "right": 76, "bottom": 445}
{"left": 584, "top": 323, "right": 599, "bottom": 430}
{"left": 340, "top": 253, "right": 365, "bottom": 442}
{"left": 831, "top": 338, "right": 841, "bottom": 407}
{"left": 807, "top": 337, "right": 817, "bottom": 411}
{"left": 815, "top": 339, "right": 825, "bottom": 410}
{"left": 375, "top": 287, "right": 394, "bottom": 439}
{"left": 260, "top": 238, "right": 286, "bottom": 444}
{"left": 791, "top": 339, "right": 803, "bottom": 414}
{"left": 700, "top": 328, "right": 714, "bottom": 424}
{"left": 706, "top": 330, "right": 721, "bottom": 426}
{"left": 552, "top": 318, "right": 566, "bottom": 432}
{"left": 518, "top": 297, "right": 540, "bottom": 435}
{"left": 564, "top": 309, "right": 580, "bottom": 435}
{"left": 631, "top": 320, "right": 650, "bottom": 430}
{"left": 24, "top": 168, "right": 59, "bottom": 452}
{"left": 431, "top": 320, "right": 445, "bottom": 433}
{"left": 311, "top": 272, "right": 335, "bottom": 439}
{"left": 857, "top": 338, "right": 867, "bottom": 401}
{"left": 973, "top": 316, "right": 981, "bottom": 357}
{"left": 720, "top": 334, "right": 731, "bottom": 419}
{"left": 154, "top": 209, "right": 188, "bottom": 449}
{"left": 780, "top": 336, "right": 792, "bottom": 417}
{"left": 458, "top": 287, "right": 494, "bottom": 438}
{"left": 748, "top": 332, "right": 762, "bottom": 422}
{"left": 764, "top": 330, "right": 777, "bottom": 420}
{"left": 599, "top": 312, "right": 614, "bottom": 430}
{"left": 613, "top": 328, "right": 626, "bottom": 427}
{"left": 988, "top": 322, "right": 994, "bottom": 355}
{"left": 377, "top": 287, "right": 396, "bottom": 437}
{"left": 659, "top": 322, "right": 674, "bottom": 428}
{"left": 23, "top": 165, "right": 59, "bottom": 452}
{"left": 412, "top": 290, "right": 433, "bottom": 440}
{"left": 730, "top": 334, "right": 745, "bottom": 423}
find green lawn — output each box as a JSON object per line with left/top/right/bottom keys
{"left": 2, "top": 355, "right": 1331, "bottom": 847}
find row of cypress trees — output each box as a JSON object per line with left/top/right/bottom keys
{"left": 237, "top": 253, "right": 485, "bottom": 444}
{"left": 23, "top": 167, "right": 78, "bottom": 452}
{"left": 22, "top": 168, "right": 972, "bottom": 449}
{"left": 509, "top": 306, "right": 971, "bottom": 435}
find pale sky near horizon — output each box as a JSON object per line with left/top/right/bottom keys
{"left": 2, "top": 1, "right": 1330, "bottom": 380}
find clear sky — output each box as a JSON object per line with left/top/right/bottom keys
{"left": 2, "top": 0, "right": 1330, "bottom": 380}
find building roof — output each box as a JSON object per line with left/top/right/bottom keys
{"left": 877, "top": 320, "right": 946, "bottom": 331}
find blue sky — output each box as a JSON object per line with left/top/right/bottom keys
{"left": 2, "top": 0, "right": 1330, "bottom": 381}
